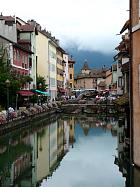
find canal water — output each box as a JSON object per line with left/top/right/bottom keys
{"left": 0, "top": 114, "right": 138, "bottom": 187}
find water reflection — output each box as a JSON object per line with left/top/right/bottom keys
{"left": 0, "top": 114, "right": 126, "bottom": 187}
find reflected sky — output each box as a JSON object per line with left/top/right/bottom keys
{"left": 40, "top": 124, "right": 125, "bottom": 187}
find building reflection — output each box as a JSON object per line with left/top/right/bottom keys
{"left": 114, "top": 116, "right": 131, "bottom": 187}
{"left": 0, "top": 131, "right": 32, "bottom": 187}
{"left": 0, "top": 116, "right": 76, "bottom": 187}
{"left": 1, "top": 114, "right": 132, "bottom": 187}
{"left": 114, "top": 114, "right": 140, "bottom": 187}
{"left": 74, "top": 114, "right": 118, "bottom": 136}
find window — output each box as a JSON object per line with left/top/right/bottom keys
{"left": 69, "top": 64, "right": 73, "bottom": 68}
{"left": 70, "top": 74, "right": 72, "bottom": 79}
{"left": 50, "top": 64, "right": 56, "bottom": 72}
{"left": 118, "top": 77, "right": 123, "bottom": 87}
{"left": 50, "top": 78, "right": 56, "bottom": 87}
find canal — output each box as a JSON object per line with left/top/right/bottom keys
{"left": 0, "top": 113, "right": 139, "bottom": 187}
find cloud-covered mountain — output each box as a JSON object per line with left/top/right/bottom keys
{"left": 64, "top": 47, "right": 115, "bottom": 74}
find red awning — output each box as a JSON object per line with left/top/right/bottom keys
{"left": 17, "top": 90, "right": 34, "bottom": 96}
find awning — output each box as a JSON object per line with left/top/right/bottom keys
{"left": 33, "top": 89, "right": 50, "bottom": 96}
{"left": 17, "top": 90, "right": 34, "bottom": 96}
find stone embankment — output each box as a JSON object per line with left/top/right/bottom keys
{"left": 0, "top": 99, "right": 125, "bottom": 135}
{"left": 0, "top": 101, "right": 60, "bottom": 135}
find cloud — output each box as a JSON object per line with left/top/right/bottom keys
{"left": 1, "top": 0, "right": 128, "bottom": 52}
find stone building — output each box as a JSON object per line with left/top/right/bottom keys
{"left": 74, "top": 60, "right": 107, "bottom": 91}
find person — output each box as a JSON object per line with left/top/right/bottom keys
{"left": 8, "top": 107, "right": 14, "bottom": 113}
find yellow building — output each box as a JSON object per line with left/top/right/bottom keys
{"left": 36, "top": 31, "right": 49, "bottom": 87}
{"left": 36, "top": 127, "right": 50, "bottom": 182}
{"left": 68, "top": 117, "right": 75, "bottom": 148}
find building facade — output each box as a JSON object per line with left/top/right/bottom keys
{"left": 56, "top": 46, "right": 65, "bottom": 96}
{"left": 48, "top": 40, "right": 57, "bottom": 100}
{"left": 74, "top": 61, "right": 107, "bottom": 91}
{"left": 36, "top": 31, "right": 49, "bottom": 89}
{"left": 130, "top": 0, "right": 140, "bottom": 167}
{"left": 68, "top": 58, "right": 75, "bottom": 89}
{"left": 17, "top": 19, "right": 38, "bottom": 89}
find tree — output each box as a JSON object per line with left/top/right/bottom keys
{"left": 36, "top": 75, "right": 46, "bottom": 91}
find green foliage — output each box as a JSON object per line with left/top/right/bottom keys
{"left": 37, "top": 75, "right": 46, "bottom": 91}
{"left": 113, "top": 94, "right": 129, "bottom": 106}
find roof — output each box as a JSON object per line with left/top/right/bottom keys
{"left": 0, "top": 15, "right": 15, "bottom": 22}
{"left": 57, "top": 46, "right": 66, "bottom": 54}
{"left": 20, "top": 24, "right": 35, "bottom": 32}
{"left": 0, "top": 34, "right": 33, "bottom": 54}
{"left": 120, "top": 20, "right": 130, "bottom": 34}
{"left": 75, "top": 69, "right": 106, "bottom": 80}
{"left": 114, "top": 51, "right": 129, "bottom": 61}
{"left": 68, "top": 58, "right": 75, "bottom": 64}
{"left": 81, "top": 60, "right": 90, "bottom": 70}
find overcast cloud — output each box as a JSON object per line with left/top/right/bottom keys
{"left": 1, "top": 0, "right": 129, "bottom": 53}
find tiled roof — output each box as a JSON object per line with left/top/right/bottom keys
{"left": 90, "top": 69, "right": 106, "bottom": 78}
{"left": 120, "top": 20, "right": 130, "bottom": 34}
{"left": 18, "top": 39, "right": 31, "bottom": 44}
{"left": 0, "top": 16, "right": 15, "bottom": 22}
{"left": 68, "top": 58, "right": 75, "bottom": 64}
{"left": 75, "top": 68, "right": 106, "bottom": 79}
{"left": 20, "top": 24, "right": 35, "bottom": 32}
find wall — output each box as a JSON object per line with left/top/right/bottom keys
{"left": 75, "top": 77, "right": 95, "bottom": 89}
{"left": 36, "top": 32, "right": 49, "bottom": 86}
{"left": 63, "top": 54, "right": 69, "bottom": 89}
{"left": 132, "top": 30, "right": 140, "bottom": 167}
{"left": 0, "top": 19, "right": 17, "bottom": 42}
{"left": 49, "top": 42, "right": 57, "bottom": 99}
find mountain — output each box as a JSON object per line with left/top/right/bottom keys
{"left": 64, "top": 47, "right": 115, "bottom": 74}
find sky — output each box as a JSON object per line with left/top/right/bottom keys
{"left": 40, "top": 125, "right": 125, "bottom": 187}
{"left": 1, "top": 0, "right": 129, "bottom": 53}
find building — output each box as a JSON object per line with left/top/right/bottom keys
{"left": 48, "top": 39, "right": 57, "bottom": 100}
{"left": 63, "top": 53, "right": 69, "bottom": 92}
{"left": 105, "top": 69, "right": 112, "bottom": 90}
{"left": 68, "top": 57, "right": 75, "bottom": 89}
{"left": 0, "top": 14, "right": 17, "bottom": 42}
{"left": 0, "top": 33, "right": 33, "bottom": 90}
{"left": 74, "top": 60, "right": 106, "bottom": 91}
{"left": 56, "top": 46, "right": 65, "bottom": 96}
{"left": 130, "top": 0, "right": 140, "bottom": 167}
{"left": 114, "top": 21, "right": 130, "bottom": 96}
{"left": 16, "top": 18, "right": 38, "bottom": 89}
{"left": 36, "top": 29, "right": 49, "bottom": 90}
